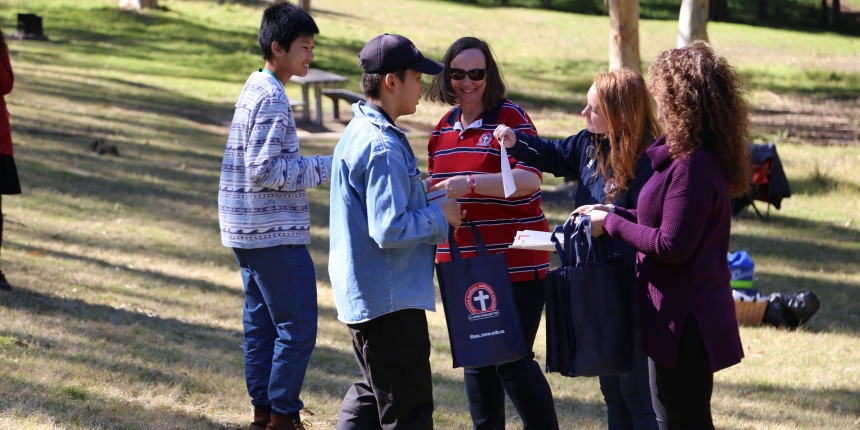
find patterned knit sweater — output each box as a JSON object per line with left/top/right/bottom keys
{"left": 218, "top": 71, "right": 331, "bottom": 248}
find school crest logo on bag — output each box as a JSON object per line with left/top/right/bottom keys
{"left": 465, "top": 283, "right": 499, "bottom": 321}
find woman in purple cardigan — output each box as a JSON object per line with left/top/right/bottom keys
{"left": 577, "top": 42, "right": 751, "bottom": 429}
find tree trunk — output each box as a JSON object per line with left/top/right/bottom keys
{"left": 822, "top": 0, "right": 829, "bottom": 24}
{"left": 300, "top": 0, "right": 311, "bottom": 13}
{"left": 608, "top": 0, "right": 641, "bottom": 71}
{"left": 709, "top": 0, "right": 729, "bottom": 22}
{"left": 756, "top": 0, "right": 768, "bottom": 21}
{"left": 140, "top": 0, "right": 157, "bottom": 8}
{"left": 831, "top": 0, "right": 841, "bottom": 24}
{"left": 541, "top": 0, "right": 552, "bottom": 7}
{"left": 677, "top": 0, "right": 709, "bottom": 48}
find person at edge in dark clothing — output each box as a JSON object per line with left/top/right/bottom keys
{"left": 494, "top": 68, "right": 661, "bottom": 430}
{"left": 576, "top": 42, "right": 750, "bottom": 430}
{"left": 0, "top": 27, "right": 20, "bottom": 293}
{"left": 424, "top": 36, "right": 558, "bottom": 430}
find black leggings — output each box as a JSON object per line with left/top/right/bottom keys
{"left": 649, "top": 316, "right": 715, "bottom": 430}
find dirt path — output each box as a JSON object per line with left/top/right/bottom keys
{"left": 751, "top": 94, "right": 860, "bottom": 145}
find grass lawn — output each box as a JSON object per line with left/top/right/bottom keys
{"left": 0, "top": 0, "right": 858, "bottom": 428}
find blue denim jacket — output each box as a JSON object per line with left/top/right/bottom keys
{"left": 329, "top": 103, "right": 448, "bottom": 324}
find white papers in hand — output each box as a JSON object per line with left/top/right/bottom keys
{"left": 509, "top": 230, "right": 564, "bottom": 252}
{"left": 426, "top": 187, "right": 447, "bottom": 206}
{"left": 499, "top": 137, "right": 516, "bottom": 198}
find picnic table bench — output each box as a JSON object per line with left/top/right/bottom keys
{"left": 321, "top": 88, "right": 365, "bottom": 119}
{"left": 290, "top": 69, "right": 349, "bottom": 126}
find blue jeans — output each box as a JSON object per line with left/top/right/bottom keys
{"left": 599, "top": 329, "right": 659, "bottom": 430}
{"left": 234, "top": 244, "right": 318, "bottom": 419}
{"left": 464, "top": 278, "right": 559, "bottom": 430}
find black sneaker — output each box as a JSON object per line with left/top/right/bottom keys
{"left": 0, "top": 270, "right": 11, "bottom": 291}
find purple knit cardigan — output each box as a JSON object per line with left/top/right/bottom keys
{"left": 604, "top": 135, "right": 744, "bottom": 372}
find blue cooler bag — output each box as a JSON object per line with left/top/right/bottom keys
{"left": 435, "top": 222, "right": 528, "bottom": 368}
{"left": 728, "top": 251, "right": 755, "bottom": 289}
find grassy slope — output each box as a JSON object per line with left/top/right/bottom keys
{"left": 0, "top": 0, "right": 858, "bottom": 429}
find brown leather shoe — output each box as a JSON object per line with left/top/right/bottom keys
{"left": 250, "top": 408, "right": 271, "bottom": 430}
{"left": 265, "top": 413, "right": 307, "bottom": 430}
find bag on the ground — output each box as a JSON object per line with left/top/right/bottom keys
{"left": 545, "top": 215, "right": 635, "bottom": 377}
{"left": 763, "top": 291, "right": 820, "bottom": 329}
{"left": 435, "top": 222, "right": 528, "bottom": 368}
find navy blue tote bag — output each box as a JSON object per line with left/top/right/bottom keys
{"left": 435, "top": 222, "right": 528, "bottom": 368}
{"left": 545, "top": 215, "right": 635, "bottom": 377}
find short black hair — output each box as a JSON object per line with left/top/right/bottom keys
{"left": 426, "top": 37, "right": 506, "bottom": 111}
{"left": 258, "top": 2, "right": 319, "bottom": 60}
{"left": 359, "top": 62, "right": 408, "bottom": 100}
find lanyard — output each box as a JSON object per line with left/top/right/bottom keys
{"left": 258, "top": 68, "right": 285, "bottom": 92}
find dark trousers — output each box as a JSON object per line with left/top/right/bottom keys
{"left": 234, "top": 244, "right": 318, "bottom": 420}
{"left": 463, "top": 278, "right": 559, "bottom": 430}
{"left": 649, "top": 316, "right": 715, "bottom": 430}
{"left": 336, "top": 309, "right": 434, "bottom": 430}
{"left": 599, "top": 328, "right": 659, "bottom": 430}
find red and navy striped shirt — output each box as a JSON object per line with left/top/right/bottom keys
{"left": 428, "top": 99, "right": 550, "bottom": 282}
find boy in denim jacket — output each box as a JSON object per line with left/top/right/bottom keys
{"left": 328, "top": 34, "right": 464, "bottom": 429}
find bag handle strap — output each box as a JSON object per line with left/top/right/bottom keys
{"left": 551, "top": 224, "right": 566, "bottom": 267}
{"left": 447, "top": 216, "right": 489, "bottom": 261}
{"left": 574, "top": 214, "right": 615, "bottom": 267}
{"left": 574, "top": 215, "right": 597, "bottom": 268}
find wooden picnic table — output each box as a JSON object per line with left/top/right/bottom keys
{"left": 290, "top": 68, "right": 349, "bottom": 126}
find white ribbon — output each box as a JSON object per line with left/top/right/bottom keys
{"left": 499, "top": 137, "right": 516, "bottom": 198}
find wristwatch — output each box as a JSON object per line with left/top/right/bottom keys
{"left": 467, "top": 174, "right": 477, "bottom": 194}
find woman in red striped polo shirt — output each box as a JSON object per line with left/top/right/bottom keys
{"left": 425, "top": 37, "right": 557, "bottom": 430}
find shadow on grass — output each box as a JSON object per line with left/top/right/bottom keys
{"left": 16, "top": 71, "right": 237, "bottom": 134}
{"left": 4, "top": 239, "right": 239, "bottom": 296}
{"left": 788, "top": 172, "right": 858, "bottom": 196}
{"left": 0, "top": 373, "right": 233, "bottom": 429}
{"left": 714, "top": 381, "right": 860, "bottom": 423}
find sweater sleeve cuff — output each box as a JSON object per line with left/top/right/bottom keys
{"left": 603, "top": 212, "right": 621, "bottom": 238}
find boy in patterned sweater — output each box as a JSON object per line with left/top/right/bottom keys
{"left": 217, "top": 3, "right": 330, "bottom": 430}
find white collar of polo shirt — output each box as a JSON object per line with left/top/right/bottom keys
{"left": 453, "top": 116, "right": 483, "bottom": 137}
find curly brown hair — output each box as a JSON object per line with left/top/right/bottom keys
{"left": 592, "top": 68, "right": 661, "bottom": 203}
{"left": 647, "top": 41, "right": 751, "bottom": 197}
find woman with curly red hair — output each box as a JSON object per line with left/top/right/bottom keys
{"left": 578, "top": 41, "right": 751, "bottom": 429}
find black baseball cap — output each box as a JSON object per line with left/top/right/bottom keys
{"left": 359, "top": 33, "right": 444, "bottom": 75}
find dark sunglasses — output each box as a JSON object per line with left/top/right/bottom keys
{"left": 448, "top": 68, "right": 486, "bottom": 81}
